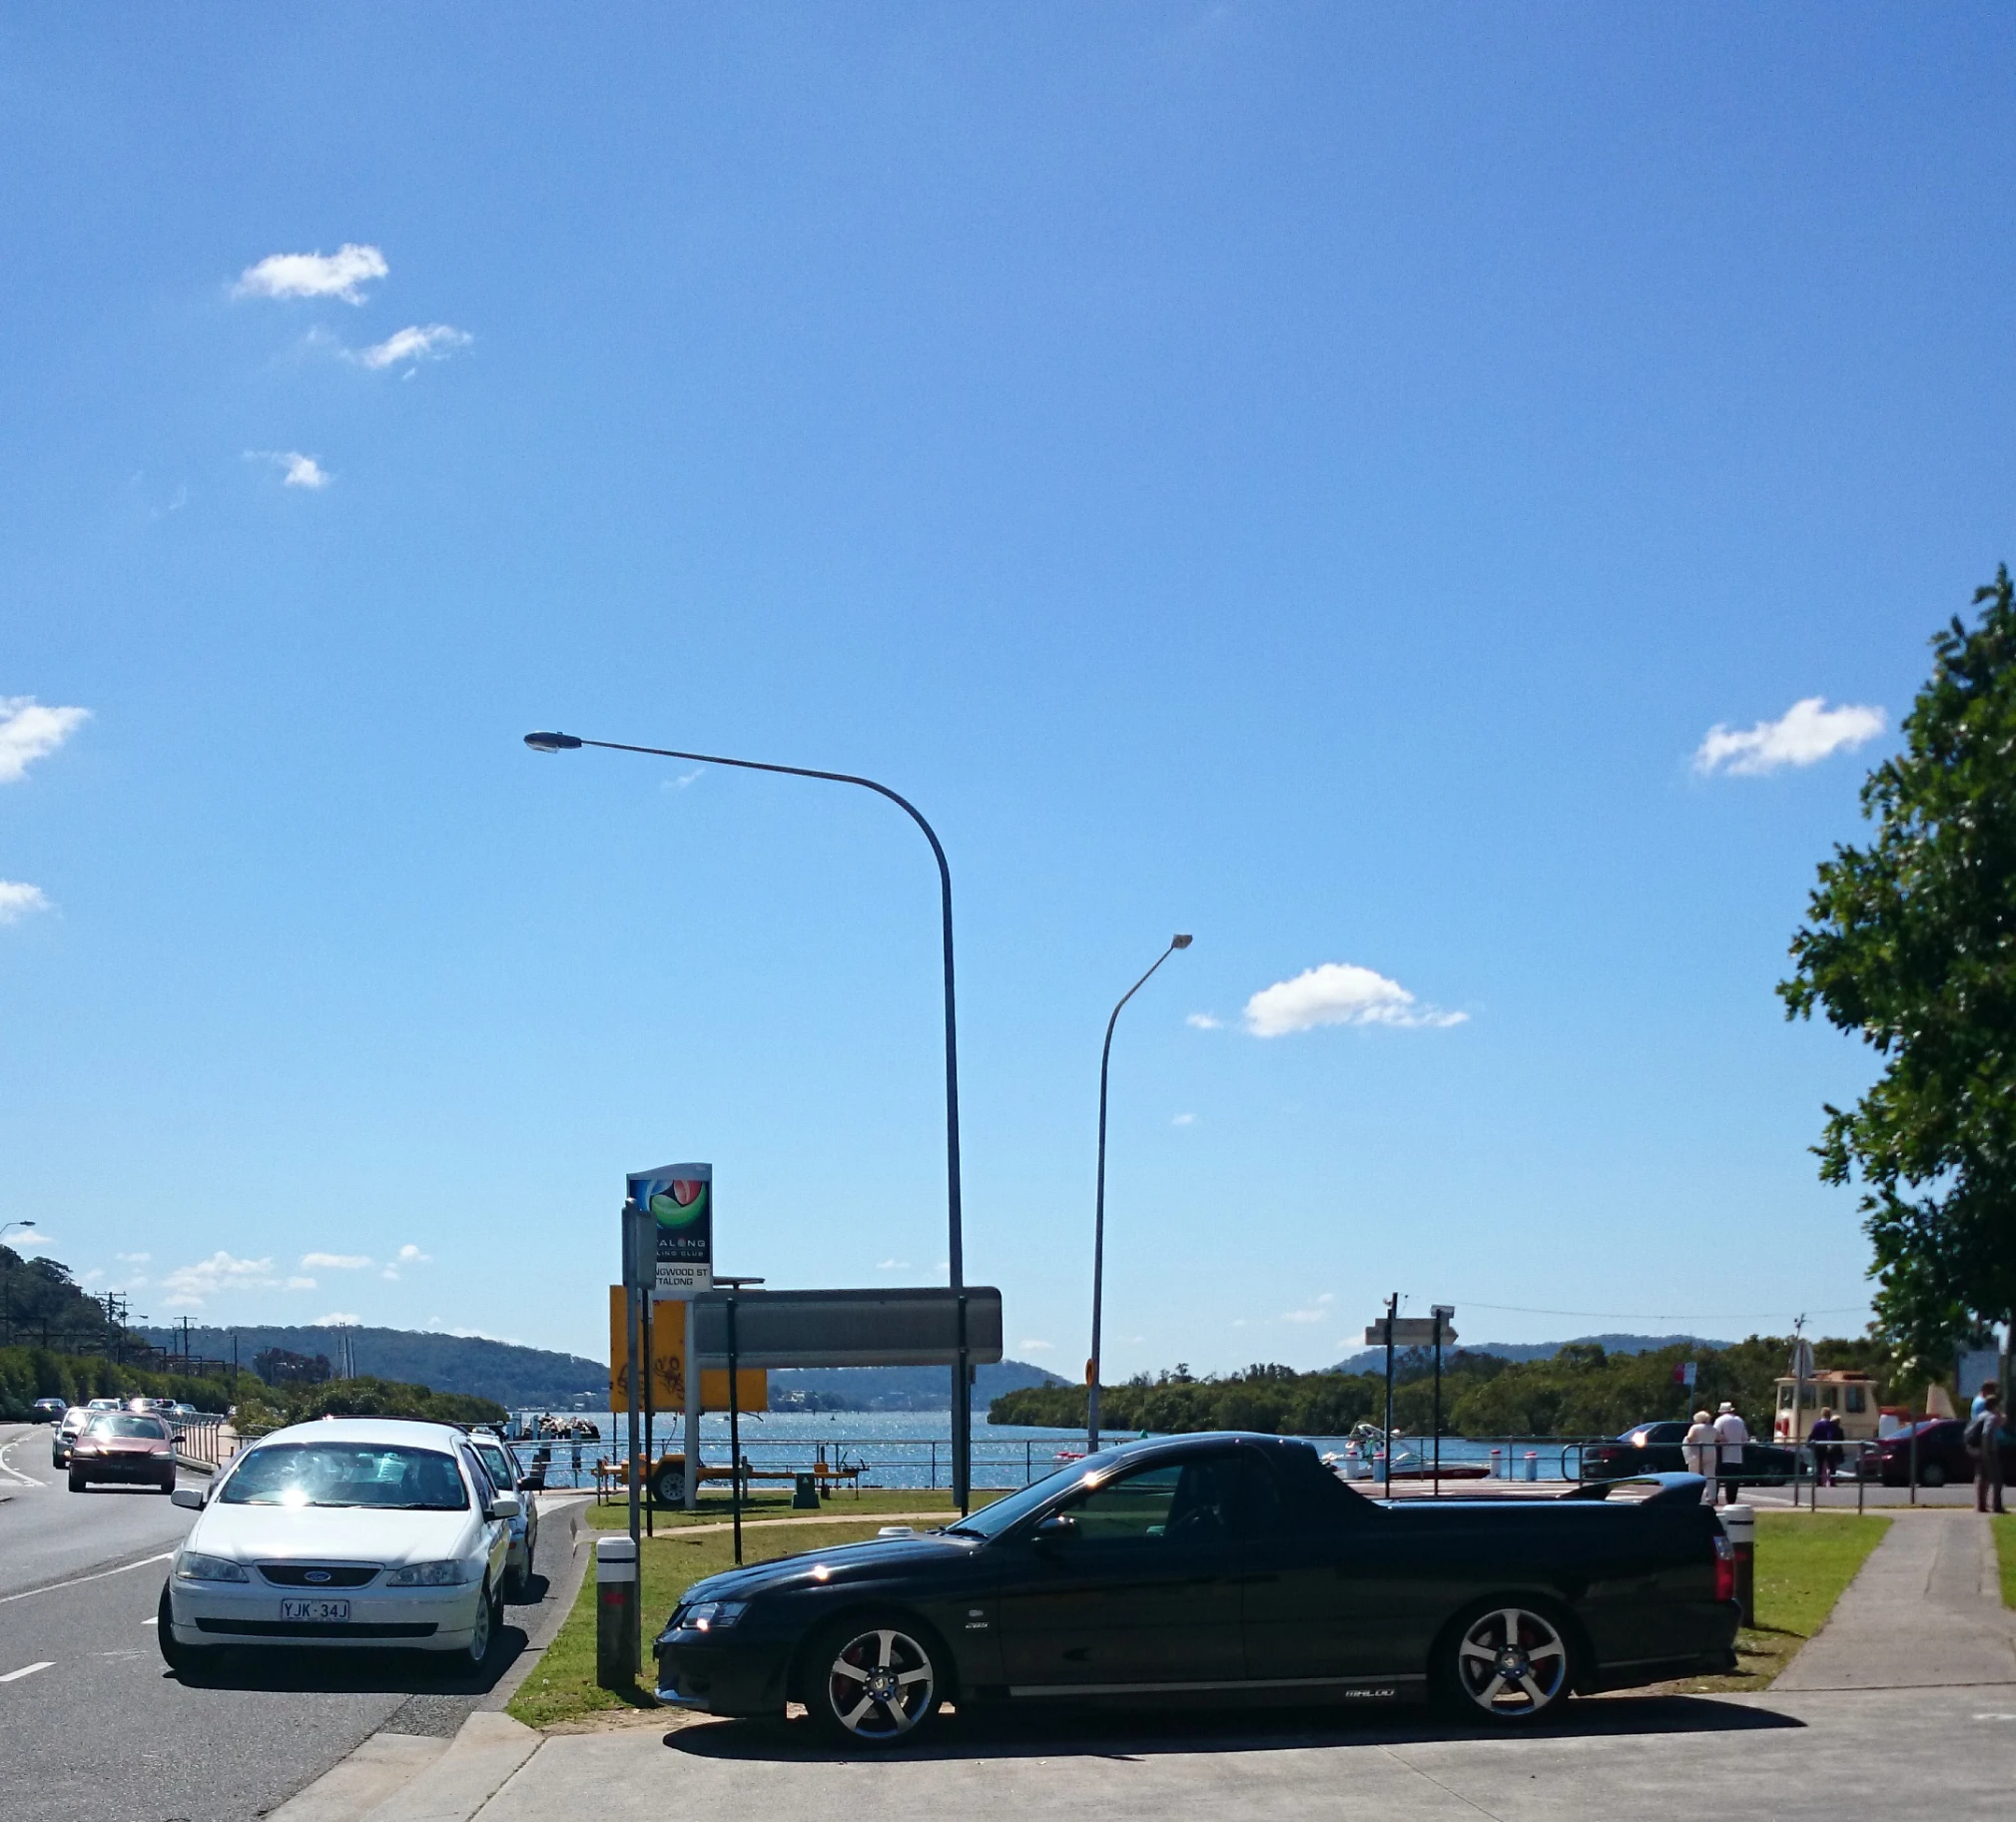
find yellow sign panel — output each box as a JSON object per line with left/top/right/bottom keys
{"left": 607, "top": 1287, "right": 766, "bottom": 1414}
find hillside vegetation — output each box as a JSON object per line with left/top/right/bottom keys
{"left": 989, "top": 1335, "right": 1893, "bottom": 1440}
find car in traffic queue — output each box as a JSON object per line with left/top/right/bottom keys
{"left": 51, "top": 1406, "right": 93, "bottom": 1466}
{"left": 31, "top": 1397, "right": 66, "bottom": 1424}
{"left": 1579, "top": 1420, "right": 1799, "bottom": 1490}
{"left": 467, "top": 1430, "right": 539, "bottom": 1597}
{"left": 157, "top": 1417, "right": 519, "bottom": 1677}
{"left": 1856, "top": 1417, "right": 2016, "bottom": 1488}
{"left": 653, "top": 1431, "right": 1739, "bottom": 1749}
{"left": 69, "top": 1412, "right": 178, "bottom": 1493}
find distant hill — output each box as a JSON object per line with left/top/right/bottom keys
{"left": 767, "top": 1361, "right": 1069, "bottom": 1411}
{"left": 136, "top": 1325, "right": 605, "bottom": 1410}
{"left": 131, "top": 1326, "right": 1067, "bottom": 1413}
{"left": 1327, "top": 1333, "right": 1733, "bottom": 1376}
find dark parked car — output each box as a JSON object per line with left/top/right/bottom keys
{"left": 70, "top": 1413, "right": 177, "bottom": 1493}
{"left": 31, "top": 1398, "right": 66, "bottom": 1424}
{"left": 1581, "top": 1421, "right": 1798, "bottom": 1489}
{"left": 654, "top": 1432, "right": 1738, "bottom": 1747}
{"left": 1858, "top": 1419, "right": 2016, "bottom": 1488}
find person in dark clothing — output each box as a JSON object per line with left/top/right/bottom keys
{"left": 1966, "top": 1393, "right": 2006, "bottom": 1516}
{"left": 1808, "top": 1407, "right": 1844, "bottom": 1488}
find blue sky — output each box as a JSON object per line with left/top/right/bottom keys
{"left": 5, "top": 7, "right": 2015, "bottom": 1371}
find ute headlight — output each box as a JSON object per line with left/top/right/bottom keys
{"left": 177, "top": 1551, "right": 249, "bottom": 1583}
{"left": 681, "top": 1600, "right": 748, "bottom": 1632}
{"left": 384, "top": 1559, "right": 474, "bottom": 1587}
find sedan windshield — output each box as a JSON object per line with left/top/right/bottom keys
{"left": 221, "top": 1442, "right": 469, "bottom": 1510}
{"left": 942, "top": 1457, "right": 1106, "bottom": 1539}
{"left": 88, "top": 1416, "right": 169, "bottom": 1440}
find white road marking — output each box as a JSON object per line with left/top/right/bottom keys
{"left": 0, "top": 1662, "right": 53, "bottom": 1683}
{"left": 0, "top": 1551, "right": 175, "bottom": 1605}
{"left": 0, "top": 1443, "right": 47, "bottom": 1488}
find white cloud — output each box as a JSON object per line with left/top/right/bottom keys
{"left": 1172, "top": 1112, "right": 1196, "bottom": 1126}
{"left": 1185, "top": 1012, "right": 1222, "bottom": 1030}
{"left": 312, "top": 1311, "right": 361, "bottom": 1327}
{"left": 380, "top": 1267, "right": 399, "bottom": 1280}
{"left": 663, "top": 769, "right": 703, "bottom": 791}
{"left": 302, "top": 1252, "right": 371, "bottom": 1271}
{"left": 356, "top": 323, "right": 471, "bottom": 369}
{"left": 0, "top": 697, "right": 90, "bottom": 786}
{"left": 1243, "top": 962, "right": 1467, "bottom": 1036}
{"left": 161, "top": 1251, "right": 283, "bottom": 1308}
{"left": 1018, "top": 1339, "right": 1054, "bottom": 1353}
{"left": 1693, "top": 697, "right": 1886, "bottom": 778}
{"left": 0, "top": 882, "right": 51, "bottom": 924}
{"left": 876, "top": 1258, "right": 911, "bottom": 1272}
{"left": 286, "top": 1275, "right": 317, "bottom": 1291}
{"left": 117, "top": 1251, "right": 150, "bottom": 1264}
{"left": 396, "top": 1243, "right": 430, "bottom": 1264}
{"left": 235, "top": 244, "right": 387, "bottom": 304}
{"left": 245, "top": 450, "right": 332, "bottom": 490}
{"left": 1281, "top": 1292, "right": 1335, "bottom": 1324}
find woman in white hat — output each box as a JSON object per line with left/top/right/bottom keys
{"left": 1683, "top": 1409, "right": 1716, "bottom": 1502}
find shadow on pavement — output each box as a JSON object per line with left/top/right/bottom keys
{"left": 667, "top": 1692, "right": 1803, "bottom": 1763}
{"left": 168, "top": 1621, "right": 531, "bottom": 1697}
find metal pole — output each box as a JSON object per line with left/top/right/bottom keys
{"left": 728, "top": 1295, "right": 742, "bottom": 1566}
{"left": 1088, "top": 937, "right": 1189, "bottom": 1457}
{"left": 625, "top": 1286, "right": 642, "bottom": 1625}
{"left": 642, "top": 1296, "right": 654, "bottom": 1538}
{"left": 528, "top": 732, "right": 970, "bottom": 1511}
{"left": 1433, "top": 1322, "right": 1443, "bottom": 1499}
{"left": 1383, "top": 1293, "right": 1398, "bottom": 1500}
{"left": 682, "top": 1300, "right": 700, "bottom": 1513}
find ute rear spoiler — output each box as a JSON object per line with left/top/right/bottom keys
{"left": 1559, "top": 1471, "right": 1707, "bottom": 1507}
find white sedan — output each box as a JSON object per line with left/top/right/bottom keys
{"left": 158, "top": 1417, "right": 519, "bottom": 1674}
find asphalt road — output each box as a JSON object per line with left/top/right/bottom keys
{"left": 0, "top": 1423, "right": 575, "bottom": 1822}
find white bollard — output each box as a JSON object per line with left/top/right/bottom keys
{"left": 1490, "top": 1448, "right": 1504, "bottom": 1479}
{"left": 1525, "top": 1450, "right": 1539, "bottom": 1483}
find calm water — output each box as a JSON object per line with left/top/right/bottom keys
{"left": 509, "top": 1408, "right": 1590, "bottom": 1490}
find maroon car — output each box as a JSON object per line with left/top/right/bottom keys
{"left": 69, "top": 1413, "right": 177, "bottom": 1494}
{"left": 1858, "top": 1418, "right": 2016, "bottom": 1489}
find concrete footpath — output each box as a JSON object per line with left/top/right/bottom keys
{"left": 284, "top": 1507, "right": 2016, "bottom": 1822}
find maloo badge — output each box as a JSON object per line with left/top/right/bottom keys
{"left": 305, "top": 1570, "right": 332, "bottom": 1584}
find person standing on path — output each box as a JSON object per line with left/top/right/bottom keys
{"left": 1683, "top": 1409, "right": 1717, "bottom": 1503}
{"left": 1809, "top": 1406, "right": 1845, "bottom": 1488}
{"left": 1713, "top": 1401, "right": 1750, "bottom": 1506}
{"left": 1965, "top": 1393, "right": 2006, "bottom": 1515}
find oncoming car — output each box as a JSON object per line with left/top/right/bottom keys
{"left": 70, "top": 1412, "right": 176, "bottom": 1493}
{"left": 157, "top": 1418, "right": 519, "bottom": 1676}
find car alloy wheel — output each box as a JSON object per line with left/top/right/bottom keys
{"left": 811, "top": 1618, "right": 941, "bottom": 1746}
{"left": 1448, "top": 1603, "right": 1572, "bottom": 1722}
{"left": 1919, "top": 1463, "right": 1947, "bottom": 1489}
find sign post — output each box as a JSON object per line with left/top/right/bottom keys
{"left": 617, "top": 1197, "right": 653, "bottom": 1663}
{"left": 1430, "top": 1306, "right": 1455, "bottom": 1498}
{"left": 1362, "top": 1308, "right": 1459, "bottom": 1499}
{"left": 630, "top": 1165, "right": 713, "bottom": 1514}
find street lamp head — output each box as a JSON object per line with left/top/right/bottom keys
{"left": 1170, "top": 933, "right": 1193, "bottom": 949}
{"left": 523, "top": 731, "right": 583, "bottom": 753}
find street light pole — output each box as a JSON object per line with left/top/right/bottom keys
{"left": 1086, "top": 935, "right": 1191, "bottom": 1456}
{"left": 525, "top": 730, "right": 977, "bottom": 1512}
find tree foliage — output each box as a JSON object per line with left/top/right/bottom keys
{"left": 1781, "top": 567, "right": 2016, "bottom": 1351}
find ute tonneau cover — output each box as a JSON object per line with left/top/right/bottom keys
{"left": 1559, "top": 1471, "right": 1707, "bottom": 1506}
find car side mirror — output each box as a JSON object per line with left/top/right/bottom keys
{"left": 1031, "top": 1513, "right": 1077, "bottom": 1546}
{"left": 171, "top": 1486, "right": 205, "bottom": 1511}
{"left": 488, "top": 1493, "right": 522, "bottom": 1520}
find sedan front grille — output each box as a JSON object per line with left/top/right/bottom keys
{"left": 257, "top": 1564, "right": 380, "bottom": 1588}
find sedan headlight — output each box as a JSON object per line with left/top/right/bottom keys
{"left": 177, "top": 1551, "right": 249, "bottom": 1583}
{"left": 680, "top": 1600, "right": 748, "bottom": 1632}
{"left": 384, "top": 1559, "right": 475, "bottom": 1587}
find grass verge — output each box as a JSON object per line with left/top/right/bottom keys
{"left": 1661, "top": 1511, "right": 1890, "bottom": 1694}
{"left": 1993, "top": 1514, "right": 2016, "bottom": 1608}
{"left": 510, "top": 1515, "right": 957, "bottom": 1729}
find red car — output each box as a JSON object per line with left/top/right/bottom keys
{"left": 1858, "top": 1419, "right": 2016, "bottom": 1488}
{"left": 69, "top": 1413, "right": 177, "bottom": 1494}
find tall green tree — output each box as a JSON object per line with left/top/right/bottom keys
{"left": 1780, "top": 567, "right": 2016, "bottom": 1359}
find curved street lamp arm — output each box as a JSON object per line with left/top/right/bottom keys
{"left": 536, "top": 732, "right": 970, "bottom": 1508}
{"left": 1088, "top": 938, "right": 1186, "bottom": 1453}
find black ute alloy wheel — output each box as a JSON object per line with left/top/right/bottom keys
{"left": 805, "top": 1613, "right": 945, "bottom": 1747}
{"left": 1440, "top": 1599, "right": 1575, "bottom": 1724}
